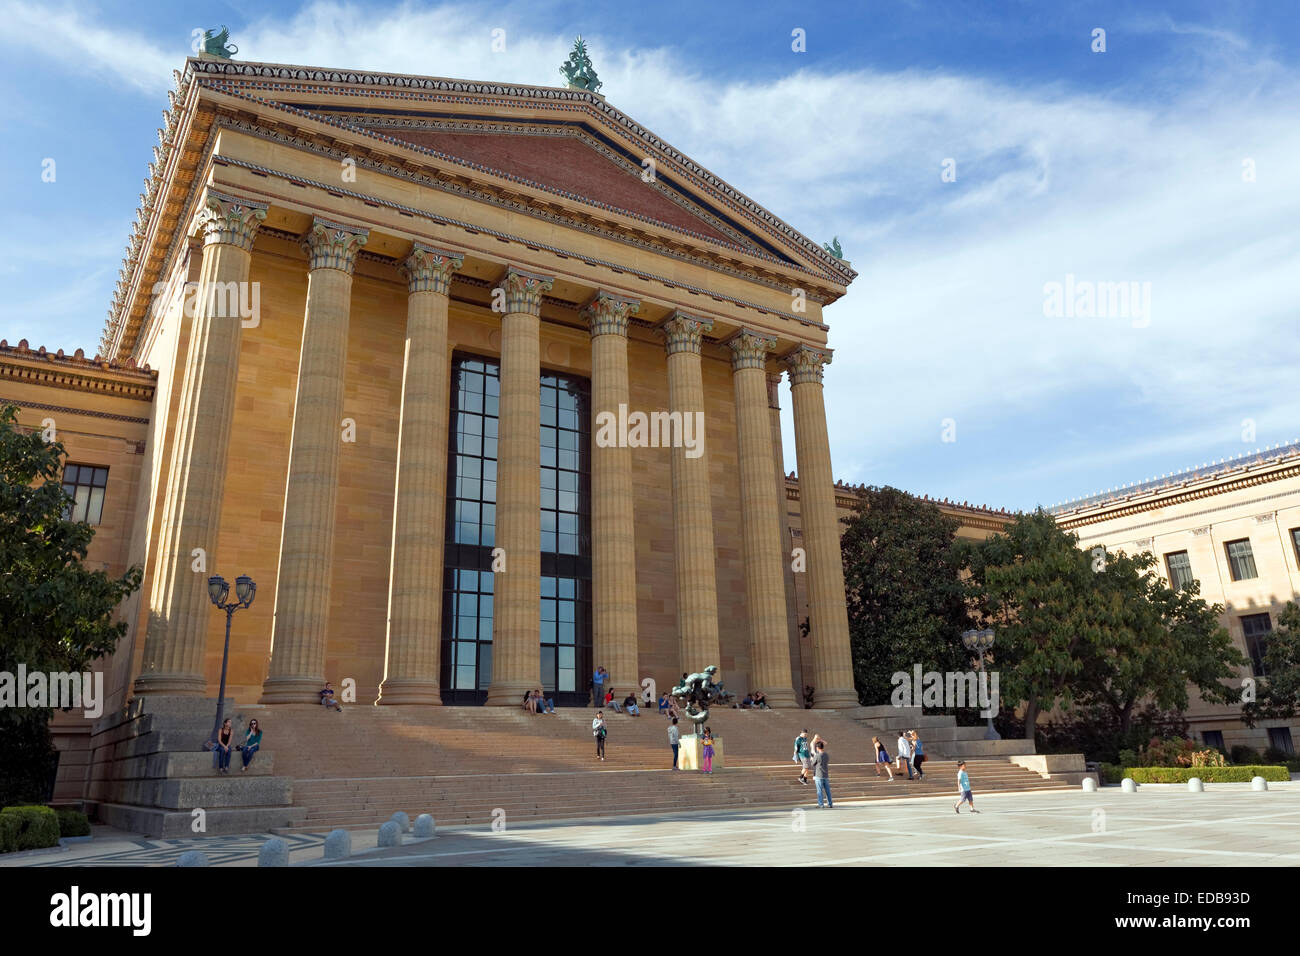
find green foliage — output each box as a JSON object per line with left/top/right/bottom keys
{"left": 54, "top": 807, "right": 90, "bottom": 838}
{"left": 0, "top": 404, "right": 142, "bottom": 805}
{"left": 1098, "top": 762, "right": 1126, "bottom": 784}
{"left": 1230, "top": 745, "right": 1262, "bottom": 765}
{"left": 1241, "top": 602, "right": 1300, "bottom": 727}
{"left": 1139, "top": 736, "right": 1197, "bottom": 767}
{"left": 840, "top": 487, "right": 972, "bottom": 707}
{"left": 0, "top": 805, "right": 61, "bottom": 852}
{"left": 1126, "top": 765, "right": 1289, "bottom": 783}
{"left": 1035, "top": 705, "right": 1187, "bottom": 763}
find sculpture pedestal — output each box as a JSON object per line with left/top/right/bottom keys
{"left": 678, "top": 734, "right": 724, "bottom": 771}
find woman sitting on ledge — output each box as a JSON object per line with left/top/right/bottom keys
{"left": 238, "top": 719, "right": 263, "bottom": 772}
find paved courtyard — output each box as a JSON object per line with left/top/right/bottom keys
{"left": 9, "top": 785, "right": 1296, "bottom": 867}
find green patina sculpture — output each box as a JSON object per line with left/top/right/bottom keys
{"left": 670, "top": 665, "right": 734, "bottom": 732}
{"left": 202, "top": 26, "right": 238, "bottom": 59}
{"left": 823, "top": 236, "right": 844, "bottom": 259}
{"left": 560, "top": 36, "right": 602, "bottom": 93}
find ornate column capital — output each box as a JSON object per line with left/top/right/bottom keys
{"left": 766, "top": 371, "right": 783, "bottom": 409}
{"left": 657, "top": 311, "right": 714, "bottom": 356}
{"left": 401, "top": 244, "right": 463, "bottom": 295}
{"left": 781, "top": 344, "right": 834, "bottom": 386}
{"left": 727, "top": 328, "right": 777, "bottom": 372}
{"left": 192, "top": 190, "right": 268, "bottom": 252}
{"left": 496, "top": 267, "right": 554, "bottom": 316}
{"left": 301, "top": 218, "right": 370, "bottom": 274}
{"left": 584, "top": 291, "right": 640, "bottom": 338}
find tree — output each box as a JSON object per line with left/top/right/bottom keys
{"left": 840, "top": 486, "right": 972, "bottom": 706}
{"left": 1241, "top": 601, "right": 1300, "bottom": 727}
{"left": 0, "top": 405, "right": 141, "bottom": 804}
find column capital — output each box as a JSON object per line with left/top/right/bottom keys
{"left": 401, "top": 244, "right": 463, "bottom": 295}
{"left": 766, "top": 371, "right": 783, "bottom": 409}
{"left": 657, "top": 311, "right": 714, "bottom": 355}
{"left": 781, "top": 344, "right": 834, "bottom": 385}
{"left": 726, "top": 328, "right": 777, "bottom": 372}
{"left": 192, "top": 190, "right": 268, "bottom": 252}
{"left": 584, "top": 291, "right": 640, "bottom": 338}
{"left": 301, "top": 219, "right": 370, "bottom": 274}
{"left": 496, "top": 267, "right": 554, "bottom": 316}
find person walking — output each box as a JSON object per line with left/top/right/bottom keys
{"left": 910, "top": 730, "right": 925, "bottom": 779}
{"left": 896, "top": 731, "right": 914, "bottom": 780}
{"left": 872, "top": 735, "right": 894, "bottom": 780}
{"left": 592, "top": 711, "right": 607, "bottom": 761}
{"left": 954, "top": 760, "right": 978, "bottom": 813}
{"left": 793, "top": 729, "right": 813, "bottom": 786}
{"left": 700, "top": 726, "right": 716, "bottom": 774}
{"left": 238, "top": 719, "right": 263, "bottom": 772}
{"left": 811, "top": 739, "right": 832, "bottom": 809}
{"left": 668, "top": 717, "right": 681, "bottom": 770}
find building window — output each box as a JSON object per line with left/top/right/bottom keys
{"left": 1268, "top": 727, "right": 1294, "bottom": 755}
{"left": 62, "top": 464, "right": 108, "bottom": 525}
{"left": 1224, "top": 538, "right": 1258, "bottom": 581}
{"left": 1240, "top": 612, "right": 1272, "bottom": 676}
{"left": 1201, "top": 730, "right": 1225, "bottom": 752}
{"left": 1165, "top": 550, "right": 1195, "bottom": 591}
{"left": 1291, "top": 528, "right": 1300, "bottom": 569}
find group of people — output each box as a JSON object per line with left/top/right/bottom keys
{"left": 211, "top": 717, "right": 262, "bottom": 773}
{"left": 522, "top": 688, "right": 556, "bottom": 714}
{"left": 871, "top": 730, "right": 926, "bottom": 781}
{"left": 792, "top": 729, "right": 833, "bottom": 807}
{"left": 738, "top": 691, "right": 769, "bottom": 709}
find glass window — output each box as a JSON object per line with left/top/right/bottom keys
{"left": 1224, "top": 539, "right": 1258, "bottom": 581}
{"left": 1165, "top": 551, "right": 1195, "bottom": 592}
{"left": 1240, "top": 613, "right": 1272, "bottom": 676}
{"left": 1268, "top": 727, "right": 1294, "bottom": 754}
{"left": 1291, "top": 528, "right": 1300, "bottom": 569}
{"left": 62, "top": 464, "right": 109, "bottom": 525}
{"left": 1201, "top": 730, "right": 1225, "bottom": 751}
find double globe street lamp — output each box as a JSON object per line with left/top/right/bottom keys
{"left": 205, "top": 574, "right": 256, "bottom": 749}
{"left": 960, "top": 627, "right": 1000, "bottom": 741}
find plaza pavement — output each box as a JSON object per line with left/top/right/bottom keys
{"left": 4, "top": 783, "right": 1298, "bottom": 867}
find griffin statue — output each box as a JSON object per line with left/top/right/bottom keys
{"left": 202, "top": 26, "right": 238, "bottom": 59}
{"left": 823, "top": 236, "right": 844, "bottom": 259}
{"left": 560, "top": 36, "right": 602, "bottom": 94}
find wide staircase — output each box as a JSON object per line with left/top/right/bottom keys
{"left": 236, "top": 703, "right": 1074, "bottom": 833}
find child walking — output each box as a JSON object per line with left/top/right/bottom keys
{"left": 701, "top": 727, "right": 715, "bottom": 773}
{"left": 954, "top": 760, "right": 979, "bottom": 813}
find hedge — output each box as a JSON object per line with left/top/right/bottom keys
{"left": 1099, "top": 762, "right": 1126, "bottom": 785}
{"left": 1126, "top": 765, "right": 1290, "bottom": 784}
{"left": 54, "top": 808, "right": 90, "bottom": 838}
{"left": 0, "top": 805, "right": 61, "bottom": 853}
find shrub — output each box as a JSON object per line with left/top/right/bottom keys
{"left": 1191, "top": 749, "right": 1227, "bottom": 768}
{"left": 0, "top": 805, "right": 60, "bottom": 852}
{"left": 1098, "top": 762, "right": 1126, "bottom": 784}
{"left": 1035, "top": 706, "right": 1188, "bottom": 764}
{"left": 1139, "top": 736, "right": 1197, "bottom": 767}
{"left": 1126, "top": 765, "right": 1290, "bottom": 783}
{"left": 1116, "top": 748, "right": 1139, "bottom": 768}
{"left": 1263, "top": 747, "right": 1293, "bottom": 764}
{"left": 54, "top": 808, "right": 90, "bottom": 838}
{"left": 1230, "top": 745, "right": 1262, "bottom": 765}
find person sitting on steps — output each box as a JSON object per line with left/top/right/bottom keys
{"left": 319, "top": 682, "right": 343, "bottom": 712}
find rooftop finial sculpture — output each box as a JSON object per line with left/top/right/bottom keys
{"left": 201, "top": 26, "right": 238, "bottom": 59}
{"left": 671, "top": 666, "right": 733, "bottom": 732}
{"left": 823, "top": 236, "right": 844, "bottom": 259}
{"left": 560, "top": 36, "right": 602, "bottom": 93}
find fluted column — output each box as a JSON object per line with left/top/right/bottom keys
{"left": 768, "top": 372, "right": 803, "bottom": 692}
{"left": 783, "top": 345, "right": 857, "bottom": 708}
{"left": 586, "top": 292, "right": 641, "bottom": 699}
{"left": 377, "top": 245, "right": 463, "bottom": 705}
{"left": 261, "top": 219, "right": 368, "bottom": 703}
{"left": 135, "top": 190, "right": 266, "bottom": 696}
{"left": 729, "top": 331, "right": 797, "bottom": 707}
{"left": 484, "top": 268, "right": 553, "bottom": 705}
{"left": 658, "top": 312, "right": 721, "bottom": 672}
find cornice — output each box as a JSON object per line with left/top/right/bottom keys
{"left": 0, "top": 341, "right": 157, "bottom": 401}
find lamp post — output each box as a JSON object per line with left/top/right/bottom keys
{"left": 960, "top": 627, "right": 1000, "bottom": 740}
{"left": 205, "top": 574, "right": 256, "bottom": 749}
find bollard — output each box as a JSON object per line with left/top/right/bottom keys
{"left": 258, "top": 837, "right": 289, "bottom": 867}
{"left": 1121, "top": 777, "right": 1137, "bottom": 792}
{"left": 1082, "top": 777, "right": 1097, "bottom": 792}
{"left": 378, "top": 820, "right": 402, "bottom": 848}
{"left": 1251, "top": 776, "right": 1269, "bottom": 791}
{"left": 176, "top": 850, "right": 209, "bottom": 867}
{"left": 1187, "top": 777, "right": 1204, "bottom": 793}
{"left": 323, "top": 829, "right": 351, "bottom": 860}
{"left": 390, "top": 811, "right": 410, "bottom": 833}
{"left": 414, "top": 813, "right": 436, "bottom": 838}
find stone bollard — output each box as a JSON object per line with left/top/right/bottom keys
{"left": 389, "top": 811, "right": 410, "bottom": 833}
{"left": 1082, "top": 777, "right": 1097, "bottom": 792}
{"left": 1187, "top": 777, "right": 1204, "bottom": 793}
{"left": 1251, "top": 776, "right": 1269, "bottom": 791}
{"left": 1121, "top": 778, "right": 1137, "bottom": 792}
{"left": 414, "top": 813, "right": 436, "bottom": 838}
{"left": 258, "top": 837, "right": 289, "bottom": 867}
{"left": 176, "top": 850, "right": 209, "bottom": 867}
{"left": 378, "top": 821, "right": 402, "bottom": 848}
{"left": 323, "top": 829, "right": 351, "bottom": 860}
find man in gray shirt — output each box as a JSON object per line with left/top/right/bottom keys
{"left": 812, "top": 740, "right": 832, "bottom": 809}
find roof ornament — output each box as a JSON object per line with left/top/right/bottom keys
{"left": 823, "top": 236, "right": 843, "bottom": 259}
{"left": 201, "top": 26, "right": 238, "bottom": 59}
{"left": 560, "top": 36, "right": 602, "bottom": 94}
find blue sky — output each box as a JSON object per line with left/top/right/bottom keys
{"left": 1, "top": 0, "right": 1297, "bottom": 512}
